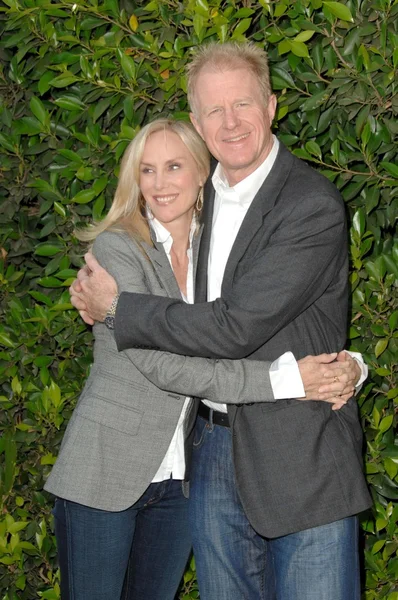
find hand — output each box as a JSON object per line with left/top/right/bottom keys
{"left": 69, "top": 252, "right": 118, "bottom": 324}
{"left": 298, "top": 352, "right": 359, "bottom": 411}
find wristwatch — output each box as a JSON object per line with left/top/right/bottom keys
{"left": 104, "top": 294, "right": 120, "bottom": 330}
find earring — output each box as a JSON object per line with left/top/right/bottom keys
{"left": 195, "top": 187, "right": 204, "bottom": 213}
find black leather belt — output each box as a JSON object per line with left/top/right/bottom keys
{"left": 198, "top": 402, "right": 230, "bottom": 427}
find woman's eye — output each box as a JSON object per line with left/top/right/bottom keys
{"left": 169, "top": 163, "right": 181, "bottom": 170}
{"left": 141, "top": 167, "right": 153, "bottom": 174}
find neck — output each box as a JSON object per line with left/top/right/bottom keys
{"left": 165, "top": 214, "right": 192, "bottom": 257}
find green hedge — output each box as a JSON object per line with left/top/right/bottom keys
{"left": 0, "top": 0, "right": 397, "bottom": 598}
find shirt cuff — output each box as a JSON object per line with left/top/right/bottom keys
{"left": 344, "top": 350, "right": 368, "bottom": 392}
{"left": 269, "top": 351, "right": 305, "bottom": 400}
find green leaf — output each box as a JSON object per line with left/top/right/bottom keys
{"left": 37, "top": 277, "right": 63, "bottom": 288}
{"left": 294, "top": 30, "right": 315, "bottom": 43}
{"left": 289, "top": 41, "right": 309, "bottom": 58}
{"left": 34, "top": 244, "right": 63, "bottom": 257}
{"left": 118, "top": 50, "right": 136, "bottom": 81}
{"left": 53, "top": 95, "right": 87, "bottom": 111}
{"left": 29, "top": 96, "right": 48, "bottom": 126}
{"left": 352, "top": 208, "right": 365, "bottom": 237}
{"left": 8, "top": 521, "right": 29, "bottom": 534}
{"left": 323, "top": 1, "right": 353, "bottom": 22}
{"left": 374, "top": 338, "right": 388, "bottom": 358}
{"left": 305, "top": 141, "right": 322, "bottom": 159}
{"left": 71, "top": 189, "right": 97, "bottom": 204}
{"left": 379, "top": 414, "right": 394, "bottom": 433}
{"left": 233, "top": 18, "right": 252, "bottom": 37}
{"left": 50, "top": 74, "right": 80, "bottom": 88}
{"left": 0, "top": 333, "right": 15, "bottom": 348}
{"left": 93, "top": 98, "right": 112, "bottom": 123}
{"left": 380, "top": 162, "right": 398, "bottom": 179}
{"left": 271, "top": 66, "right": 296, "bottom": 89}
{"left": 301, "top": 90, "right": 330, "bottom": 112}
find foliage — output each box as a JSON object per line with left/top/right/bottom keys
{"left": 0, "top": 0, "right": 396, "bottom": 597}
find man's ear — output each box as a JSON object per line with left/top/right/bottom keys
{"left": 190, "top": 112, "right": 204, "bottom": 139}
{"left": 267, "top": 94, "right": 277, "bottom": 124}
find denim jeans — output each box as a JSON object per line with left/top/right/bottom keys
{"left": 189, "top": 415, "right": 360, "bottom": 600}
{"left": 53, "top": 478, "right": 191, "bottom": 600}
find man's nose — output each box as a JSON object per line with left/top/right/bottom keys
{"left": 223, "top": 107, "right": 240, "bottom": 130}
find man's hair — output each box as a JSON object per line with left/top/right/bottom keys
{"left": 187, "top": 41, "right": 272, "bottom": 116}
{"left": 76, "top": 119, "right": 210, "bottom": 246}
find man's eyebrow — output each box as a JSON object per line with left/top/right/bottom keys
{"left": 202, "top": 97, "right": 253, "bottom": 111}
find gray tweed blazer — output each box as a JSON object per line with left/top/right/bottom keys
{"left": 45, "top": 228, "right": 275, "bottom": 511}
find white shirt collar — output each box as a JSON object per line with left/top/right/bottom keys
{"left": 212, "top": 135, "right": 279, "bottom": 205}
{"left": 149, "top": 215, "right": 197, "bottom": 256}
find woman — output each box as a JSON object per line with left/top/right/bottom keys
{"left": 45, "top": 119, "right": 290, "bottom": 599}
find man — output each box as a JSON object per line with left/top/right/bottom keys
{"left": 71, "top": 42, "right": 371, "bottom": 599}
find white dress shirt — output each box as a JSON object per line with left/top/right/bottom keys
{"left": 150, "top": 217, "right": 194, "bottom": 482}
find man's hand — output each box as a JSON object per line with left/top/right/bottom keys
{"left": 69, "top": 252, "right": 118, "bottom": 325}
{"left": 298, "top": 351, "right": 360, "bottom": 411}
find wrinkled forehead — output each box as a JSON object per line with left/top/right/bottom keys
{"left": 192, "top": 66, "right": 262, "bottom": 105}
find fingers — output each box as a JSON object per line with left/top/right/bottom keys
{"left": 301, "top": 353, "right": 338, "bottom": 364}
{"left": 70, "top": 293, "right": 87, "bottom": 311}
{"left": 321, "top": 362, "right": 355, "bottom": 381}
{"left": 84, "top": 252, "right": 102, "bottom": 272}
{"left": 336, "top": 350, "right": 351, "bottom": 362}
{"left": 70, "top": 279, "right": 83, "bottom": 294}
{"left": 314, "top": 388, "right": 354, "bottom": 401}
{"left": 331, "top": 391, "right": 352, "bottom": 410}
{"left": 80, "top": 310, "right": 94, "bottom": 326}
{"left": 318, "top": 376, "right": 352, "bottom": 393}
{"left": 77, "top": 266, "right": 91, "bottom": 282}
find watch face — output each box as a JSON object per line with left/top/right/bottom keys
{"left": 104, "top": 315, "right": 115, "bottom": 330}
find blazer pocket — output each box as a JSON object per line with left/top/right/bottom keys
{"left": 75, "top": 396, "right": 144, "bottom": 436}
{"left": 261, "top": 398, "right": 300, "bottom": 413}
{"left": 75, "top": 370, "right": 146, "bottom": 436}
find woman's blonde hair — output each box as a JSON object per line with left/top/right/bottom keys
{"left": 76, "top": 118, "right": 210, "bottom": 245}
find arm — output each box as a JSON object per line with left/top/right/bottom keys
{"left": 92, "top": 233, "right": 354, "bottom": 407}
{"left": 92, "top": 232, "right": 276, "bottom": 405}
{"left": 114, "top": 191, "right": 347, "bottom": 358}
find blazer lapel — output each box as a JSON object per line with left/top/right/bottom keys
{"left": 143, "top": 239, "right": 182, "bottom": 299}
{"left": 195, "top": 177, "right": 215, "bottom": 302}
{"left": 222, "top": 143, "right": 294, "bottom": 291}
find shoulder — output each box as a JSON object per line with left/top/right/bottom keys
{"left": 93, "top": 229, "right": 141, "bottom": 255}
{"left": 277, "top": 145, "right": 344, "bottom": 216}
{"left": 92, "top": 230, "right": 147, "bottom": 273}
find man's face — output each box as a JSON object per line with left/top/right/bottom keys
{"left": 190, "top": 68, "right": 277, "bottom": 186}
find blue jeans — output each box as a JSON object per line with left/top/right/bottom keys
{"left": 53, "top": 478, "right": 191, "bottom": 600}
{"left": 190, "top": 415, "right": 360, "bottom": 600}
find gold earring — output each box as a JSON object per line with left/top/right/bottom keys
{"left": 195, "top": 187, "right": 204, "bottom": 212}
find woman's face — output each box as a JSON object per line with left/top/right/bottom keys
{"left": 139, "top": 130, "right": 203, "bottom": 228}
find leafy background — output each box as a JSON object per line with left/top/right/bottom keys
{"left": 0, "top": 0, "right": 397, "bottom": 598}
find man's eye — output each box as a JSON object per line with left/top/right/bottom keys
{"left": 209, "top": 108, "right": 221, "bottom": 116}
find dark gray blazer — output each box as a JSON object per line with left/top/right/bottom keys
{"left": 45, "top": 229, "right": 276, "bottom": 511}
{"left": 114, "top": 143, "right": 372, "bottom": 536}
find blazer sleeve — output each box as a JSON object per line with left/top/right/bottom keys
{"left": 92, "top": 232, "right": 276, "bottom": 404}
{"left": 115, "top": 188, "right": 347, "bottom": 359}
